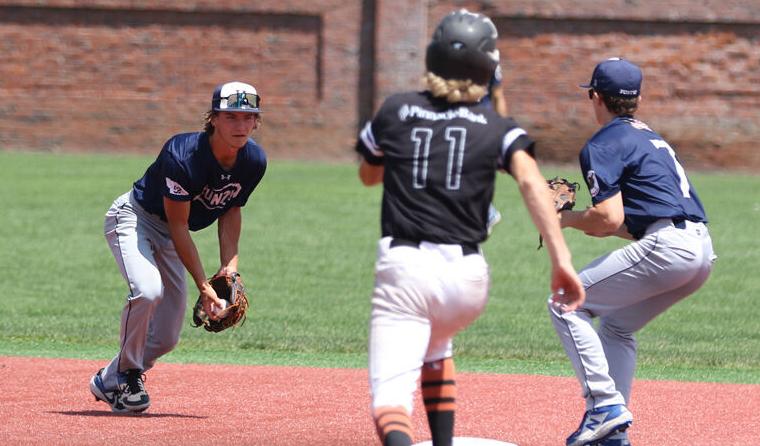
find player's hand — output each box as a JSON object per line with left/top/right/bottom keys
{"left": 216, "top": 265, "right": 236, "bottom": 278}
{"left": 199, "top": 281, "right": 224, "bottom": 320}
{"left": 550, "top": 262, "right": 585, "bottom": 313}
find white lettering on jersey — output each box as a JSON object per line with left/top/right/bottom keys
{"left": 165, "top": 177, "right": 190, "bottom": 196}
{"left": 650, "top": 139, "right": 691, "bottom": 198}
{"left": 411, "top": 128, "right": 432, "bottom": 189}
{"left": 586, "top": 170, "right": 600, "bottom": 197}
{"left": 445, "top": 127, "right": 467, "bottom": 190}
{"left": 398, "top": 104, "right": 487, "bottom": 124}
{"left": 194, "top": 183, "right": 243, "bottom": 210}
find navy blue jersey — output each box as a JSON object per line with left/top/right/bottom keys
{"left": 132, "top": 132, "right": 267, "bottom": 231}
{"left": 356, "top": 90, "right": 534, "bottom": 244}
{"left": 580, "top": 116, "right": 707, "bottom": 239}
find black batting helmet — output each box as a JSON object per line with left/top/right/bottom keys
{"left": 425, "top": 9, "right": 499, "bottom": 86}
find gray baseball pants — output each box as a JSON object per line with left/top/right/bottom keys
{"left": 548, "top": 218, "right": 715, "bottom": 410}
{"left": 100, "top": 191, "right": 187, "bottom": 390}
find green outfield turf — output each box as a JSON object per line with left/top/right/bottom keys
{"left": 1, "top": 151, "right": 758, "bottom": 384}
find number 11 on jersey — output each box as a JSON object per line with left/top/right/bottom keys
{"left": 411, "top": 126, "right": 467, "bottom": 190}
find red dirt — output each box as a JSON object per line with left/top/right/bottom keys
{"left": 1, "top": 356, "right": 757, "bottom": 445}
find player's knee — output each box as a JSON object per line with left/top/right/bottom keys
{"left": 599, "top": 320, "right": 635, "bottom": 341}
{"left": 155, "top": 338, "right": 180, "bottom": 356}
{"left": 148, "top": 333, "right": 181, "bottom": 357}
{"left": 130, "top": 280, "right": 164, "bottom": 303}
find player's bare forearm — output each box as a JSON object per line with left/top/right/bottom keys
{"left": 358, "top": 160, "right": 383, "bottom": 186}
{"left": 218, "top": 206, "right": 241, "bottom": 273}
{"left": 560, "top": 192, "right": 625, "bottom": 237}
{"left": 511, "top": 152, "right": 584, "bottom": 309}
{"left": 511, "top": 152, "right": 572, "bottom": 266}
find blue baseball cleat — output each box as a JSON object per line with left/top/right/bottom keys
{"left": 566, "top": 404, "right": 633, "bottom": 446}
{"left": 89, "top": 368, "right": 118, "bottom": 409}
{"left": 598, "top": 430, "right": 631, "bottom": 446}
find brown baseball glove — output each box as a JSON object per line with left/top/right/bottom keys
{"left": 538, "top": 177, "right": 579, "bottom": 249}
{"left": 191, "top": 273, "right": 249, "bottom": 333}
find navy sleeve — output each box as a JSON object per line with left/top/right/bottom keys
{"left": 232, "top": 148, "right": 267, "bottom": 208}
{"left": 160, "top": 143, "right": 196, "bottom": 202}
{"left": 580, "top": 141, "right": 624, "bottom": 204}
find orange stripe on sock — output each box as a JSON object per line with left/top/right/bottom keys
{"left": 422, "top": 358, "right": 457, "bottom": 412}
{"left": 422, "top": 357, "right": 456, "bottom": 381}
{"left": 374, "top": 406, "right": 413, "bottom": 441}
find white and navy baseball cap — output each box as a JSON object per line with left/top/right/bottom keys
{"left": 580, "top": 58, "right": 642, "bottom": 98}
{"left": 211, "top": 81, "right": 262, "bottom": 113}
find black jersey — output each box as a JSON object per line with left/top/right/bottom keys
{"left": 356, "top": 91, "right": 534, "bottom": 244}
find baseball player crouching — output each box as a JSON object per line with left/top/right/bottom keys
{"left": 89, "top": 82, "right": 267, "bottom": 413}
{"left": 356, "top": 9, "right": 585, "bottom": 446}
{"left": 549, "top": 58, "right": 716, "bottom": 446}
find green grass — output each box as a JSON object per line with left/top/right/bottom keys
{"left": 1, "top": 151, "right": 758, "bottom": 384}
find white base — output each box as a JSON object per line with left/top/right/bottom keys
{"left": 413, "top": 437, "right": 518, "bottom": 446}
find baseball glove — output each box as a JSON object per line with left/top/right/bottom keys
{"left": 191, "top": 273, "right": 249, "bottom": 333}
{"left": 538, "top": 177, "right": 579, "bottom": 249}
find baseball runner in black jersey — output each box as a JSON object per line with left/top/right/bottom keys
{"left": 356, "top": 9, "right": 585, "bottom": 446}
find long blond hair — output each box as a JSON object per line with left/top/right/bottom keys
{"left": 424, "top": 72, "right": 488, "bottom": 103}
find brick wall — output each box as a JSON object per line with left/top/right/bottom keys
{"left": 0, "top": 0, "right": 361, "bottom": 160}
{"left": 428, "top": 1, "right": 760, "bottom": 169}
{"left": 0, "top": 0, "right": 758, "bottom": 169}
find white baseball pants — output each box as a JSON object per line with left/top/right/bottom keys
{"left": 369, "top": 237, "right": 490, "bottom": 414}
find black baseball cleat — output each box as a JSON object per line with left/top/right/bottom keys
{"left": 89, "top": 368, "right": 150, "bottom": 413}
{"left": 116, "top": 369, "right": 151, "bottom": 413}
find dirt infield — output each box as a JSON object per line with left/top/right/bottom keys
{"left": 2, "top": 356, "right": 757, "bottom": 445}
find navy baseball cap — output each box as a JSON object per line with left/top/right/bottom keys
{"left": 580, "top": 58, "right": 642, "bottom": 98}
{"left": 211, "top": 81, "right": 262, "bottom": 113}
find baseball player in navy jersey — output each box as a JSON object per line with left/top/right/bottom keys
{"left": 89, "top": 81, "right": 267, "bottom": 413}
{"left": 356, "top": 10, "right": 585, "bottom": 446}
{"left": 549, "top": 58, "right": 715, "bottom": 446}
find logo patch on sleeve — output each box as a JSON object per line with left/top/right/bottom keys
{"left": 586, "top": 170, "right": 600, "bottom": 197}
{"left": 165, "top": 177, "right": 190, "bottom": 196}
